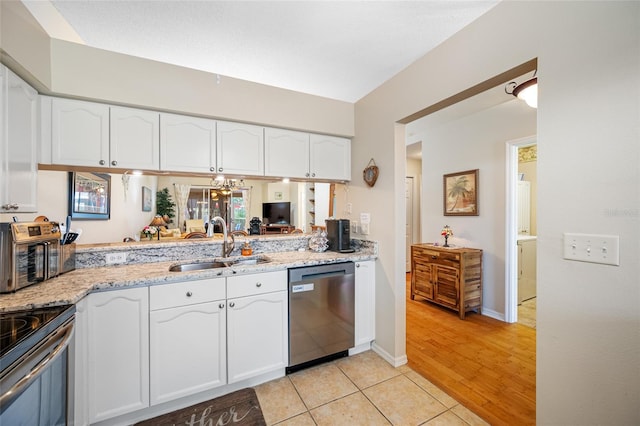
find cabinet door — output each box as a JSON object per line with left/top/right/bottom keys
{"left": 87, "top": 287, "right": 149, "bottom": 423}
{"left": 434, "top": 265, "right": 459, "bottom": 309}
{"left": 110, "top": 106, "right": 159, "bottom": 170}
{"left": 216, "top": 121, "right": 264, "bottom": 175}
{"left": 354, "top": 261, "right": 376, "bottom": 347}
{"left": 227, "top": 291, "right": 288, "bottom": 383}
{"left": 1, "top": 67, "right": 38, "bottom": 212}
{"left": 264, "top": 127, "right": 309, "bottom": 178}
{"left": 51, "top": 98, "right": 110, "bottom": 168}
{"left": 412, "top": 260, "right": 434, "bottom": 300}
{"left": 150, "top": 301, "right": 226, "bottom": 405}
{"left": 309, "top": 134, "right": 351, "bottom": 180}
{"left": 160, "top": 113, "right": 216, "bottom": 173}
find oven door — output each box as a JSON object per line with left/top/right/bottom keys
{"left": 12, "top": 240, "right": 59, "bottom": 290}
{"left": 0, "top": 318, "right": 74, "bottom": 425}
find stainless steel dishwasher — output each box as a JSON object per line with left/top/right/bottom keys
{"left": 287, "top": 262, "right": 355, "bottom": 373}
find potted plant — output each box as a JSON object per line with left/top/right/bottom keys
{"left": 156, "top": 188, "right": 176, "bottom": 224}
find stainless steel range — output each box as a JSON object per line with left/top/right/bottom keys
{"left": 0, "top": 305, "right": 75, "bottom": 425}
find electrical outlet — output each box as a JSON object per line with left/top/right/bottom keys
{"left": 563, "top": 233, "right": 619, "bottom": 266}
{"left": 105, "top": 252, "right": 128, "bottom": 265}
{"left": 346, "top": 203, "right": 352, "bottom": 214}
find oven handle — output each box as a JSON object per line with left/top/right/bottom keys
{"left": 0, "top": 318, "right": 74, "bottom": 408}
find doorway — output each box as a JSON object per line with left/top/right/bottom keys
{"left": 505, "top": 135, "right": 537, "bottom": 325}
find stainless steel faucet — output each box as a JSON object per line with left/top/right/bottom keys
{"left": 211, "top": 216, "right": 235, "bottom": 257}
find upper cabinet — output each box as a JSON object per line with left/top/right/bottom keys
{"left": 264, "top": 128, "right": 310, "bottom": 179}
{"left": 160, "top": 113, "right": 216, "bottom": 173}
{"left": 0, "top": 66, "right": 39, "bottom": 213}
{"left": 48, "top": 98, "right": 160, "bottom": 170}
{"left": 42, "top": 96, "right": 351, "bottom": 181}
{"left": 50, "top": 98, "right": 110, "bottom": 168}
{"left": 264, "top": 128, "right": 351, "bottom": 181}
{"left": 309, "top": 134, "right": 351, "bottom": 181}
{"left": 216, "top": 121, "right": 264, "bottom": 176}
{"left": 110, "top": 106, "right": 159, "bottom": 170}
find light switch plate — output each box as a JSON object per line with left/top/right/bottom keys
{"left": 563, "top": 233, "right": 619, "bottom": 266}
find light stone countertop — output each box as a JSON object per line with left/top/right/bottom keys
{"left": 0, "top": 249, "right": 376, "bottom": 313}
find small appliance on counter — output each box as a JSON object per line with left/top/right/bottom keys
{"left": 325, "top": 219, "right": 354, "bottom": 253}
{"left": 249, "top": 217, "right": 262, "bottom": 235}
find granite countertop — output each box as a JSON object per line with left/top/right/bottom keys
{"left": 0, "top": 250, "right": 376, "bottom": 313}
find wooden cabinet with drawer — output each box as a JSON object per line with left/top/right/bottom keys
{"left": 411, "top": 244, "right": 482, "bottom": 319}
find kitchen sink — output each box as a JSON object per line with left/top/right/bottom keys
{"left": 169, "top": 255, "right": 271, "bottom": 272}
{"left": 169, "top": 261, "right": 231, "bottom": 272}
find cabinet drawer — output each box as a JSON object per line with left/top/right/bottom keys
{"left": 413, "top": 248, "right": 460, "bottom": 266}
{"left": 150, "top": 278, "right": 226, "bottom": 310}
{"left": 227, "top": 270, "right": 287, "bottom": 299}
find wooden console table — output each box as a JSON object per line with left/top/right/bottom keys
{"left": 260, "top": 225, "right": 295, "bottom": 234}
{"left": 411, "top": 244, "right": 482, "bottom": 319}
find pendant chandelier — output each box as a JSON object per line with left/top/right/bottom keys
{"left": 210, "top": 176, "right": 244, "bottom": 197}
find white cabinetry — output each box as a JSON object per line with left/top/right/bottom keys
{"left": 226, "top": 270, "right": 288, "bottom": 383}
{"left": 310, "top": 134, "right": 351, "bottom": 180}
{"left": 216, "top": 121, "right": 264, "bottom": 175}
{"left": 149, "top": 278, "right": 227, "bottom": 405}
{"left": 109, "top": 106, "right": 159, "bottom": 170}
{"left": 50, "top": 98, "right": 110, "bottom": 168}
{"left": 86, "top": 287, "right": 149, "bottom": 423}
{"left": 49, "top": 98, "right": 160, "bottom": 170}
{"left": 0, "top": 66, "right": 38, "bottom": 212}
{"left": 354, "top": 261, "right": 376, "bottom": 348}
{"left": 264, "top": 127, "right": 310, "bottom": 178}
{"left": 160, "top": 113, "right": 217, "bottom": 173}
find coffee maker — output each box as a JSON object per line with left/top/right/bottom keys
{"left": 325, "top": 219, "right": 354, "bottom": 253}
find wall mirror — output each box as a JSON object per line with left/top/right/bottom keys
{"left": 68, "top": 172, "right": 111, "bottom": 219}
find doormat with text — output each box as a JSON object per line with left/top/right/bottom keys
{"left": 135, "top": 388, "right": 265, "bottom": 426}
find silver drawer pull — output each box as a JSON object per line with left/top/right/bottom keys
{"left": 219, "top": 303, "right": 225, "bottom": 309}
{"left": 229, "top": 302, "right": 235, "bottom": 308}
{"left": 256, "top": 282, "right": 262, "bottom": 287}
{"left": 186, "top": 291, "right": 193, "bottom": 297}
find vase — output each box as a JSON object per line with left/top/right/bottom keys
{"left": 444, "top": 235, "right": 449, "bottom": 247}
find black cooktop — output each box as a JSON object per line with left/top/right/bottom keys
{"left": 0, "top": 305, "right": 75, "bottom": 371}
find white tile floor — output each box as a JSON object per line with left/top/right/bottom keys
{"left": 255, "top": 351, "right": 489, "bottom": 425}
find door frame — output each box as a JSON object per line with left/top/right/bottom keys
{"left": 505, "top": 135, "right": 536, "bottom": 323}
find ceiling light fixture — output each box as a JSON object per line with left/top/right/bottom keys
{"left": 505, "top": 72, "right": 538, "bottom": 108}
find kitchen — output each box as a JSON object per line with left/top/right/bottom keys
{"left": 1, "top": 1, "right": 639, "bottom": 425}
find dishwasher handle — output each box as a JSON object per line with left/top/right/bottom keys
{"left": 289, "top": 262, "right": 355, "bottom": 283}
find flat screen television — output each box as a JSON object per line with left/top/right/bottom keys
{"left": 262, "top": 202, "right": 291, "bottom": 225}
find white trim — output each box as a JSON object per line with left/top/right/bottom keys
{"left": 505, "top": 135, "right": 536, "bottom": 323}
{"left": 481, "top": 308, "right": 505, "bottom": 322}
{"left": 372, "top": 342, "right": 408, "bottom": 368}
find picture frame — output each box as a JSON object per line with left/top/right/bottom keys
{"left": 443, "top": 169, "right": 479, "bottom": 216}
{"left": 142, "top": 186, "right": 152, "bottom": 212}
{"left": 68, "top": 172, "right": 111, "bottom": 220}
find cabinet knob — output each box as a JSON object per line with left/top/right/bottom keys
{"left": 219, "top": 303, "right": 225, "bottom": 309}
{"left": 431, "top": 255, "right": 437, "bottom": 260}
{"left": 210, "top": 167, "right": 215, "bottom": 172}
{"left": 186, "top": 291, "right": 193, "bottom": 297}
{"left": 218, "top": 167, "right": 223, "bottom": 172}
{"left": 356, "top": 263, "right": 360, "bottom": 268}
{"left": 111, "top": 160, "right": 118, "bottom": 166}
{"left": 229, "top": 302, "right": 235, "bottom": 308}
{"left": 311, "top": 173, "right": 316, "bottom": 177}
{"left": 256, "top": 282, "right": 262, "bottom": 287}
{"left": 99, "top": 160, "right": 106, "bottom": 165}
{"left": 305, "top": 173, "right": 310, "bottom": 177}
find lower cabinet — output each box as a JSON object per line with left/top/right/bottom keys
{"left": 227, "top": 271, "right": 288, "bottom": 383}
{"left": 149, "top": 278, "right": 227, "bottom": 405}
{"left": 85, "top": 287, "right": 150, "bottom": 424}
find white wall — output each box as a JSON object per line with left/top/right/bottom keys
{"left": 353, "top": 1, "right": 639, "bottom": 423}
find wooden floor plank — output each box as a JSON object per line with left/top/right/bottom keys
{"left": 406, "top": 273, "right": 536, "bottom": 426}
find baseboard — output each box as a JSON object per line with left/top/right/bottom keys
{"left": 481, "top": 307, "right": 505, "bottom": 322}
{"left": 371, "top": 342, "right": 408, "bottom": 368}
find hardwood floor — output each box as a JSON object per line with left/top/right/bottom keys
{"left": 406, "top": 273, "right": 536, "bottom": 426}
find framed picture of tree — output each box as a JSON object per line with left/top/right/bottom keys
{"left": 443, "top": 169, "right": 479, "bottom": 216}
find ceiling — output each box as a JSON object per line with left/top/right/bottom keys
{"left": 23, "top": 0, "right": 500, "bottom": 103}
